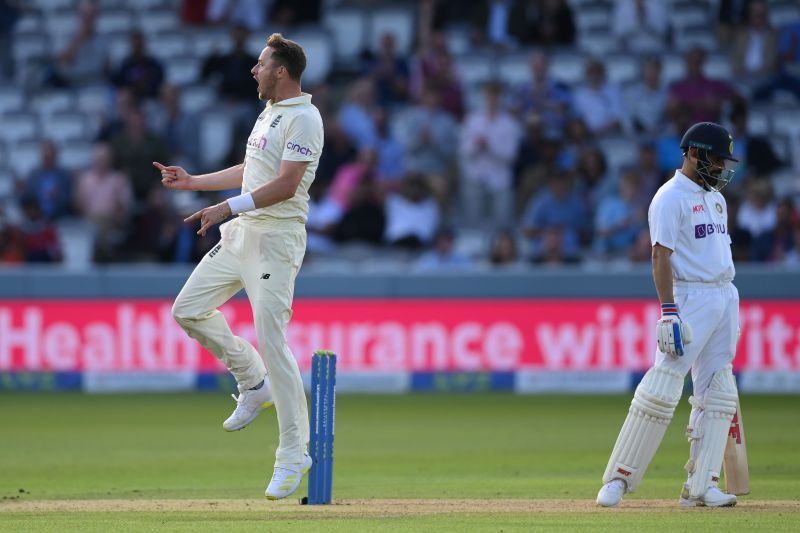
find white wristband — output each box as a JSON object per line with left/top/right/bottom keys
{"left": 226, "top": 192, "right": 256, "bottom": 214}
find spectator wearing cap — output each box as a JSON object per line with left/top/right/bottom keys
{"left": 459, "top": 81, "right": 521, "bottom": 227}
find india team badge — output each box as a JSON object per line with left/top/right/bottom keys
{"left": 716, "top": 202, "right": 723, "bottom": 214}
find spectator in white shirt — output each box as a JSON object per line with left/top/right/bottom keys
{"left": 459, "top": 81, "right": 521, "bottom": 227}
{"left": 384, "top": 174, "right": 441, "bottom": 249}
{"left": 624, "top": 56, "right": 668, "bottom": 135}
{"left": 572, "top": 60, "right": 623, "bottom": 135}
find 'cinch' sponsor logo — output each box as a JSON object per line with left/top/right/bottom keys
{"left": 247, "top": 134, "right": 267, "bottom": 150}
{"left": 286, "top": 141, "right": 313, "bottom": 156}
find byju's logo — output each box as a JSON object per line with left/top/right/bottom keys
{"left": 695, "top": 224, "right": 707, "bottom": 238}
{"left": 695, "top": 223, "right": 726, "bottom": 239}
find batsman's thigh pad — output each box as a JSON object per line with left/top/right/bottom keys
{"left": 603, "top": 365, "right": 684, "bottom": 491}
{"left": 687, "top": 364, "right": 738, "bottom": 498}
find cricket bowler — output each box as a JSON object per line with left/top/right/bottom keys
{"left": 154, "top": 33, "right": 323, "bottom": 499}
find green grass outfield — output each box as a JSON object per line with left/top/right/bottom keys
{"left": 1, "top": 393, "right": 798, "bottom": 531}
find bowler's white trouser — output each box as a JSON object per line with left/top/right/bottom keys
{"left": 172, "top": 217, "right": 309, "bottom": 467}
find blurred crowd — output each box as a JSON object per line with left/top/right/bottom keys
{"left": 1, "top": 0, "right": 799, "bottom": 270}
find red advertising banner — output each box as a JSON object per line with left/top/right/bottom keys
{"left": 1, "top": 299, "right": 799, "bottom": 373}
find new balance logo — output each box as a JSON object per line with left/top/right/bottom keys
{"left": 261, "top": 273, "right": 270, "bottom": 280}
{"left": 270, "top": 115, "right": 282, "bottom": 128}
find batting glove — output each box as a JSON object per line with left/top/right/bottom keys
{"left": 656, "top": 303, "right": 693, "bottom": 357}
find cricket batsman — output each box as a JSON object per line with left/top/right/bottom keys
{"left": 153, "top": 33, "right": 323, "bottom": 499}
{"left": 596, "top": 122, "right": 742, "bottom": 508}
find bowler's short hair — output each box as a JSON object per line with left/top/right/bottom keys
{"left": 266, "top": 33, "right": 306, "bottom": 81}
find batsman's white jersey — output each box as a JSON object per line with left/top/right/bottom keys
{"left": 648, "top": 170, "right": 738, "bottom": 393}
{"left": 172, "top": 93, "right": 324, "bottom": 468}
{"left": 649, "top": 170, "right": 734, "bottom": 284}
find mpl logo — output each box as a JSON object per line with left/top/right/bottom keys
{"left": 693, "top": 204, "right": 704, "bottom": 213}
{"left": 286, "top": 141, "right": 313, "bottom": 156}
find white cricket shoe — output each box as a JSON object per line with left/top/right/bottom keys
{"left": 679, "top": 484, "right": 737, "bottom": 507}
{"left": 222, "top": 381, "right": 273, "bottom": 432}
{"left": 265, "top": 454, "right": 313, "bottom": 500}
{"left": 596, "top": 479, "right": 626, "bottom": 507}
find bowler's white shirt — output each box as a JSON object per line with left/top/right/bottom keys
{"left": 241, "top": 93, "right": 324, "bottom": 225}
{"left": 649, "top": 170, "right": 735, "bottom": 283}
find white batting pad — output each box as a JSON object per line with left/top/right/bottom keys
{"left": 602, "top": 365, "right": 685, "bottom": 492}
{"left": 687, "top": 364, "right": 738, "bottom": 498}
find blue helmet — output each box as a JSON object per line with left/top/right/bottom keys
{"left": 680, "top": 122, "right": 738, "bottom": 191}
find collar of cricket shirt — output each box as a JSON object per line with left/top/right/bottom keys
{"left": 269, "top": 93, "right": 312, "bottom": 107}
{"left": 675, "top": 170, "right": 706, "bottom": 194}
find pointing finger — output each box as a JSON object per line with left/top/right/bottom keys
{"left": 153, "top": 161, "right": 167, "bottom": 170}
{"left": 184, "top": 209, "right": 203, "bottom": 223}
